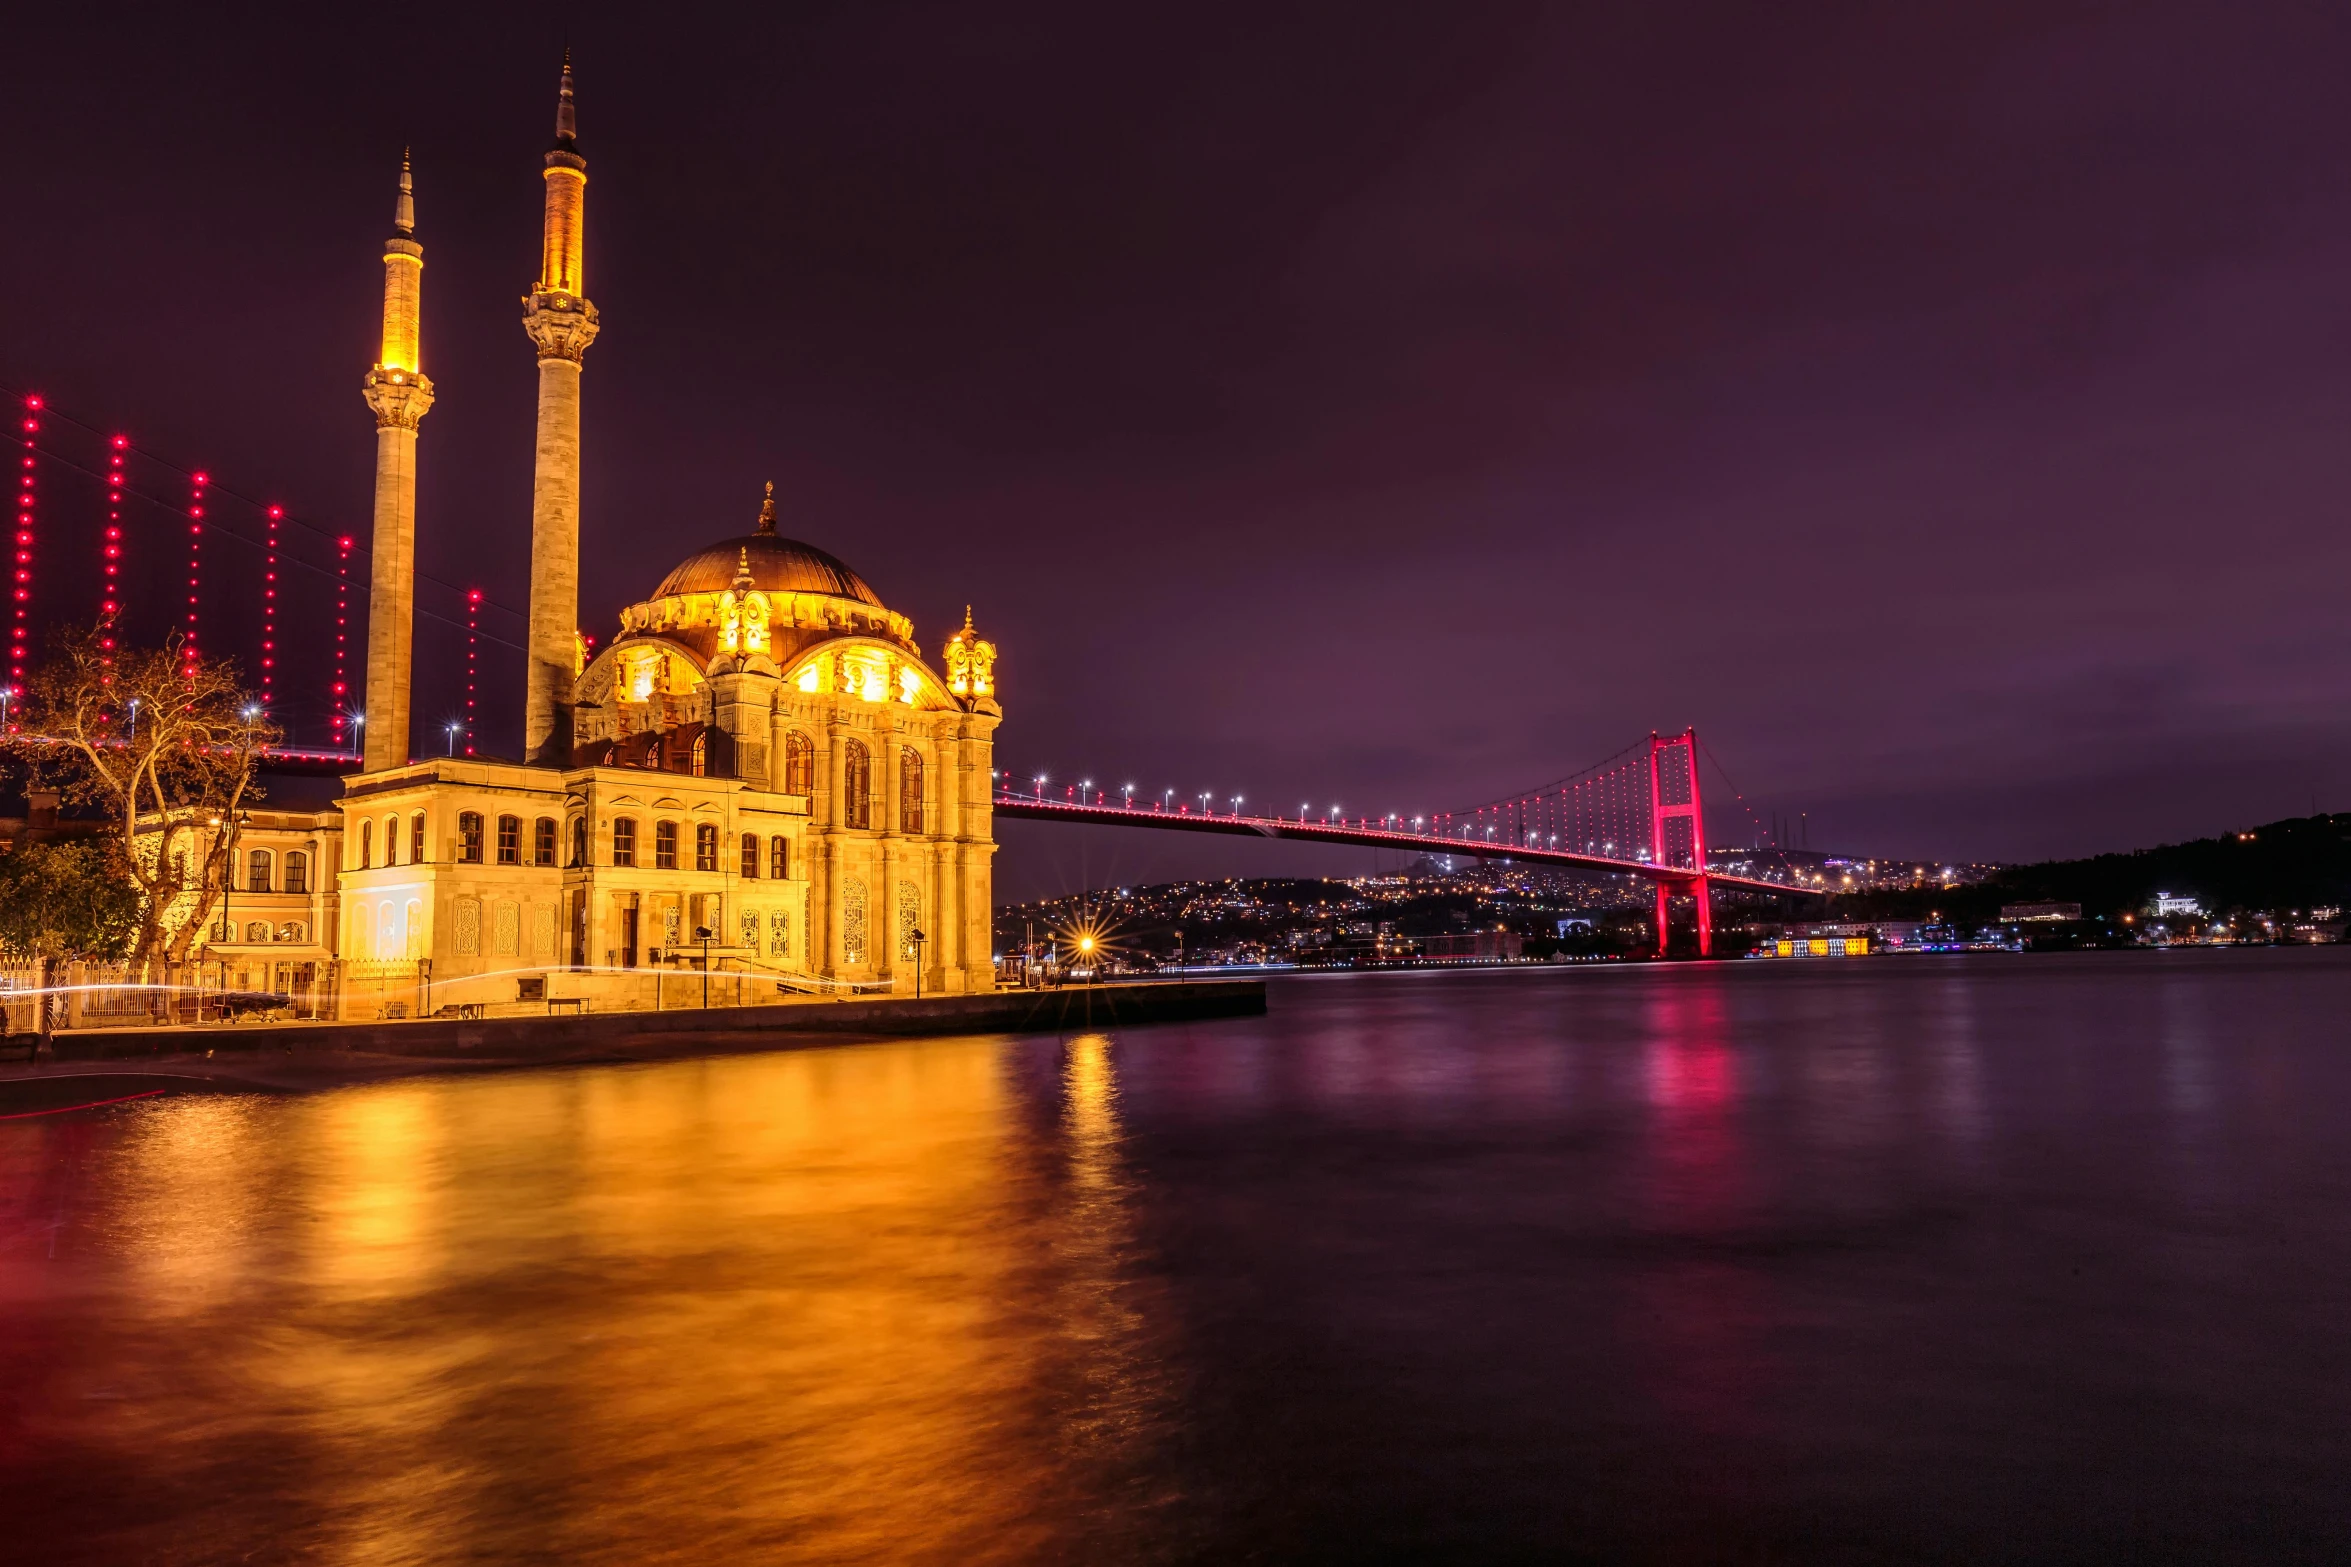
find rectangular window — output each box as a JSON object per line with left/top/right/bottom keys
{"left": 770, "top": 836, "right": 787, "bottom": 880}
{"left": 284, "top": 851, "right": 308, "bottom": 895}
{"left": 497, "top": 815, "right": 521, "bottom": 865}
{"left": 695, "top": 823, "right": 719, "bottom": 872}
{"left": 458, "top": 812, "right": 485, "bottom": 864}
{"left": 534, "top": 818, "right": 557, "bottom": 867}
{"left": 412, "top": 813, "right": 427, "bottom": 865}
{"left": 655, "top": 820, "right": 679, "bottom": 870}
{"left": 614, "top": 818, "right": 637, "bottom": 867}
{"left": 741, "top": 833, "right": 759, "bottom": 879}
{"left": 247, "top": 849, "right": 272, "bottom": 893}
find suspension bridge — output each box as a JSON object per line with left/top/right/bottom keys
{"left": 8, "top": 384, "right": 1823, "bottom": 956}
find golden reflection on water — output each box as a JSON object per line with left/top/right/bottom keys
{"left": 69, "top": 1038, "right": 1167, "bottom": 1565}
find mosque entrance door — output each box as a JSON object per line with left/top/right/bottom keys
{"left": 611, "top": 893, "right": 640, "bottom": 969}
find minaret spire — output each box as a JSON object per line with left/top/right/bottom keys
{"left": 393, "top": 148, "right": 414, "bottom": 237}
{"left": 555, "top": 48, "right": 577, "bottom": 148}
{"left": 756, "top": 481, "right": 776, "bottom": 535}
{"left": 360, "top": 148, "right": 434, "bottom": 771}
{"left": 521, "top": 51, "right": 599, "bottom": 764}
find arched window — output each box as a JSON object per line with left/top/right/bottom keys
{"left": 457, "top": 812, "right": 485, "bottom": 864}
{"left": 411, "top": 812, "right": 426, "bottom": 865}
{"left": 655, "top": 820, "right": 679, "bottom": 870}
{"left": 359, "top": 820, "right": 372, "bottom": 870}
{"left": 770, "top": 836, "right": 788, "bottom": 880}
{"left": 613, "top": 818, "right": 637, "bottom": 867}
{"left": 695, "top": 822, "right": 719, "bottom": 871}
{"left": 534, "top": 817, "right": 558, "bottom": 866}
{"left": 496, "top": 814, "right": 522, "bottom": 865}
{"left": 247, "top": 848, "right": 272, "bottom": 892}
{"left": 784, "top": 730, "right": 815, "bottom": 795}
{"left": 842, "top": 739, "right": 871, "bottom": 830}
{"left": 899, "top": 747, "right": 925, "bottom": 834}
{"left": 690, "top": 731, "right": 707, "bottom": 777}
{"left": 246, "top": 921, "right": 270, "bottom": 944}
{"left": 740, "top": 833, "right": 759, "bottom": 878}
{"left": 284, "top": 850, "right": 308, "bottom": 895}
{"left": 571, "top": 817, "right": 588, "bottom": 867}
{"left": 384, "top": 814, "right": 401, "bottom": 865}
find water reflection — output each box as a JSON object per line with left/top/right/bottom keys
{"left": 12, "top": 1042, "right": 1175, "bottom": 1565}
{"left": 8, "top": 955, "right": 2351, "bottom": 1562}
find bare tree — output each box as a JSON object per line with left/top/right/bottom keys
{"left": 5, "top": 628, "right": 280, "bottom": 972}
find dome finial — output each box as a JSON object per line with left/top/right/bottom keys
{"left": 756, "top": 480, "right": 776, "bottom": 535}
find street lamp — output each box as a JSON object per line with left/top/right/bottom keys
{"left": 446, "top": 720, "right": 462, "bottom": 756}
{"left": 913, "top": 928, "right": 927, "bottom": 998}
{"left": 126, "top": 696, "right": 139, "bottom": 742}
{"left": 1122, "top": 783, "right": 1134, "bottom": 810}
{"left": 1231, "top": 794, "right": 1242, "bottom": 817}
{"left": 694, "top": 925, "right": 714, "bottom": 1008}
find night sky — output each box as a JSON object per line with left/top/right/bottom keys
{"left": 14, "top": 4, "right": 2351, "bottom": 897}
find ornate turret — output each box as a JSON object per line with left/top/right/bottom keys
{"left": 360, "top": 150, "right": 434, "bottom": 771}
{"left": 943, "top": 606, "right": 997, "bottom": 701}
{"left": 522, "top": 52, "right": 600, "bottom": 764}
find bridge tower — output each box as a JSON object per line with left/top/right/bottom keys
{"left": 1648, "top": 728, "right": 1711, "bottom": 957}
{"left": 359, "top": 151, "right": 433, "bottom": 772}
{"left": 522, "top": 52, "right": 599, "bottom": 764}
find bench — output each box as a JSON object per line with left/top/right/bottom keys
{"left": 546, "top": 997, "right": 588, "bottom": 1016}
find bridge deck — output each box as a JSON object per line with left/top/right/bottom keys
{"left": 992, "top": 797, "right": 1821, "bottom": 897}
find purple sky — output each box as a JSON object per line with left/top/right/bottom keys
{"left": 13, "top": 4, "right": 2351, "bottom": 897}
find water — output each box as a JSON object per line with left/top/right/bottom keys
{"left": 6, "top": 952, "right": 2351, "bottom": 1564}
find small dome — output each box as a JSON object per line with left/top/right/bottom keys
{"left": 652, "top": 532, "right": 882, "bottom": 604}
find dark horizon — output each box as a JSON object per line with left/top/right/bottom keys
{"left": 15, "top": 3, "right": 2351, "bottom": 898}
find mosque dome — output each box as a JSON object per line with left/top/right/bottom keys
{"left": 649, "top": 481, "right": 883, "bottom": 604}
{"left": 652, "top": 531, "right": 881, "bottom": 604}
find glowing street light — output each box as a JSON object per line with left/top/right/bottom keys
{"left": 1122, "top": 783, "right": 1134, "bottom": 809}
{"left": 445, "top": 720, "right": 462, "bottom": 756}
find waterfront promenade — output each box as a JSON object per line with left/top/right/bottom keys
{"left": 0, "top": 980, "right": 1265, "bottom": 1107}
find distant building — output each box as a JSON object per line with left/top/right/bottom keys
{"left": 1423, "top": 932, "right": 1524, "bottom": 960}
{"left": 2000, "top": 902, "right": 2082, "bottom": 922}
{"left": 2151, "top": 894, "right": 2203, "bottom": 917}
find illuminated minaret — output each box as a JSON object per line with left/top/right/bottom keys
{"left": 521, "top": 52, "right": 599, "bottom": 764}
{"left": 359, "top": 150, "right": 432, "bottom": 772}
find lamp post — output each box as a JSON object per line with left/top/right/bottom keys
{"left": 694, "top": 925, "right": 713, "bottom": 1008}
{"left": 446, "top": 720, "right": 462, "bottom": 757}
{"left": 912, "top": 928, "right": 926, "bottom": 999}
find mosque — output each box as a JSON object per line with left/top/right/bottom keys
{"left": 225, "top": 60, "right": 1003, "bottom": 1013}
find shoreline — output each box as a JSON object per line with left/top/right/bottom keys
{"left": 0, "top": 979, "right": 1265, "bottom": 1110}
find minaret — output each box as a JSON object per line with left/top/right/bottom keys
{"left": 359, "top": 150, "right": 432, "bottom": 772}
{"left": 521, "top": 52, "right": 599, "bottom": 764}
